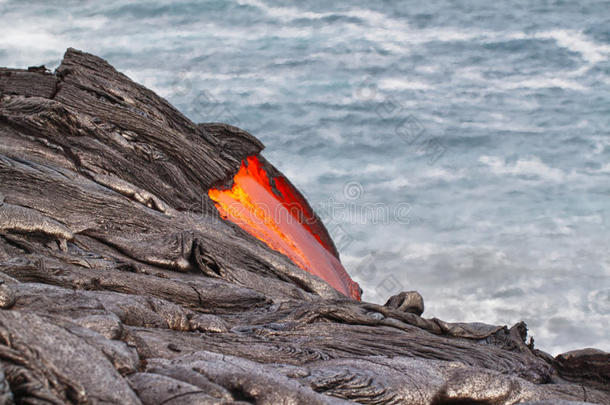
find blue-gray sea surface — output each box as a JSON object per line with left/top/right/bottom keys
{"left": 1, "top": 0, "right": 608, "bottom": 355}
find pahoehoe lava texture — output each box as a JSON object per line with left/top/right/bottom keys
{"left": 0, "top": 48, "right": 607, "bottom": 404}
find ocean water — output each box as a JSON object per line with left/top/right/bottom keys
{"left": 1, "top": 0, "right": 608, "bottom": 355}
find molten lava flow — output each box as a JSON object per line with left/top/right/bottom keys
{"left": 208, "top": 155, "right": 361, "bottom": 300}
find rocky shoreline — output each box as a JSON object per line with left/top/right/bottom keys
{"left": 0, "top": 48, "right": 607, "bottom": 404}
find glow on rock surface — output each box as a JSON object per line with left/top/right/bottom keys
{"left": 208, "top": 155, "right": 361, "bottom": 300}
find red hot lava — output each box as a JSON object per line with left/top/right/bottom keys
{"left": 208, "top": 155, "right": 361, "bottom": 300}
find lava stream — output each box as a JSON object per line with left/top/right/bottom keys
{"left": 208, "top": 155, "right": 361, "bottom": 300}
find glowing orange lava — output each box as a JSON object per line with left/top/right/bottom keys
{"left": 208, "top": 155, "right": 361, "bottom": 300}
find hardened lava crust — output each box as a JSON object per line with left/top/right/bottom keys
{"left": 0, "top": 49, "right": 607, "bottom": 404}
